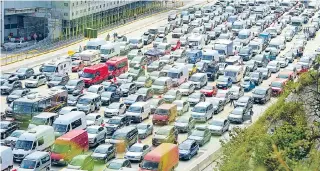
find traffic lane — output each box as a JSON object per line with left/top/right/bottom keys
{"left": 1, "top": 0, "right": 210, "bottom": 73}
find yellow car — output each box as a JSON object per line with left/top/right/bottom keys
{"left": 136, "top": 76, "right": 153, "bottom": 88}
{"left": 187, "top": 64, "right": 197, "bottom": 76}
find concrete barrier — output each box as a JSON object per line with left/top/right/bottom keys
{"left": 188, "top": 148, "right": 223, "bottom": 171}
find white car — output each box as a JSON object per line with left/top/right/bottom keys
{"left": 86, "top": 125, "right": 107, "bottom": 147}
{"left": 208, "top": 119, "right": 230, "bottom": 135}
{"left": 24, "top": 74, "right": 47, "bottom": 88}
{"left": 104, "top": 102, "right": 127, "bottom": 117}
{"left": 172, "top": 100, "right": 190, "bottom": 116}
{"left": 58, "top": 106, "right": 78, "bottom": 115}
{"left": 87, "top": 85, "right": 104, "bottom": 95}
{"left": 275, "top": 57, "right": 289, "bottom": 68}
{"left": 86, "top": 113, "right": 103, "bottom": 126}
{"left": 267, "top": 61, "right": 280, "bottom": 73}
{"left": 178, "top": 82, "right": 195, "bottom": 95}
{"left": 124, "top": 143, "right": 151, "bottom": 161}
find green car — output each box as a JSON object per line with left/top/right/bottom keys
{"left": 67, "top": 154, "right": 94, "bottom": 171}
{"left": 187, "top": 126, "right": 211, "bottom": 146}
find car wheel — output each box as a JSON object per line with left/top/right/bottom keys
{"left": 139, "top": 117, "right": 143, "bottom": 123}
{"left": 188, "top": 154, "right": 192, "bottom": 160}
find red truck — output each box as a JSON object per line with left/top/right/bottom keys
{"left": 139, "top": 143, "right": 179, "bottom": 171}
{"left": 51, "top": 130, "right": 89, "bottom": 165}
{"left": 81, "top": 63, "right": 109, "bottom": 87}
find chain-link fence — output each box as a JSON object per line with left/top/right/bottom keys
{"left": 1, "top": 1, "right": 183, "bottom": 66}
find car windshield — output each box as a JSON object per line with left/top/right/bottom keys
{"left": 42, "top": 66, "right": 56, "bottom": 72}
{"left": 192, "top": 106, "right": 207, "bottom": 113}
{"left": 271, "top": 82, "right": 282, "bottom": 88}
{"left": 191, "top": 130, "right": 204, "bottom": 137}
{"left": 232, "top": 24, "right": 243, "bottom": 29}
{"left": 82, "top": 72, "right": 95, "bottom": 79}
{"left": 86, "top": 127, "right": 99, "bottom": 134}
{"left": 129, "top": 39, "right": 139, "bottom": 44}
{"left": 166, "top": 90, "right": 176, "bottom": 96}
{"left": 67, "top": 80, "right": 79, "bottom": 86}
{"left": 15, "top": 140, "right": 33, "bottom": 150}
{"left": 155, "top": 38, "right": 163, "bottom": 42}
{"left": 0, "top": 123, "right": 9, "bottom": 129}
{"left": 254, "top": 89, "right": 266, "bottom": 95}
{"left": 20, "top": 160, "right": 36, "bottom": 169}
{"left": 156, "top": 129, "right": 169, "bottom": 135}
{"left": 108, "top": 103, "right": 120, "bottom": 109}
{"left": 240, "top": 48, "right": 250, "bottom": 54}
{"left": 17, "top": 68, "right": 28, "bottom": 73}
{"left": 69, "top": 158, "right": 84, "bottom": 166}
{"left": 1, "top": 73, "right": 13, "bottom": 79}
{"left": 238, "top": 34, "right": 248, "bottom": 39}
{"left": 94, "top": 146, "right": 108, "bottom": 154}
{"left": 210, "top": 120, "right": 224, "bottom": 126}
{"left": 52, "top": 76, "right": 63, "bottom": 81}
{"left": 10, "top": 131, "right": 24, "bottom": 137}
{"left": 72, "top": 61, "right": 80, "bottom": 65}
{"left": 278, "top": 74, "right": 289, "bottom": 79}
{"left": 129, "top": 145, "right": 143, "bottom": 152}
{"left": 180, "top": 83, "right": 190, "bottom": 89}
{"left": 53, "top": 124, "right": 67, "bottom": 133}
{"left": 129, "top": 69, "right": 140, "bottom": 74}
{"left": 155, "top": 109, "right": 169, "bottom": 115}
{"left": 128, "top": 106, "right": 141, "bottom": 113}
{"left": 30, "top": 117, "right": 47, "bottom": 125}
{"left": 153, "top": 79, "right": 166, "bottom": 86}
{"left": 78, "top": 98, "right": 91, "bottom": 105}
{"left": 179, "top": 143, "right": 191, "bottom": 150}
{"left": 140, "top": 160, "right": 159, "bottom": 170}
{"left": 108, "top": 118, "right": 121, "bottom": 124}
{"left": 190, "top": 75, "right": 201, "bottom": 82}
{"left": 11, "top": 90, "right": 23, "bottom": 96}
{"left": 2, "top": 82, "right": 13, "bottom": 87}
{"left": 176, "top": 117, "right": 188, "bottom": 123}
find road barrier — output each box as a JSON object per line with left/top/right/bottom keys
{"left": 187, "top": 148, "right": 223, "bottom": 171}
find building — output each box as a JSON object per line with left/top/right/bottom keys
{"left": 1, "top": 0, "right": 165, "bottom": 44}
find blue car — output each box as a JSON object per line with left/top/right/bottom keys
{"left": 241, "top": 78, "right": 256, "bottom": 92}
{"left": 123, "top": 94, "right": 144, "bottom": 108}
{"left": 179, "top": 139, "right": 199, "bottom": 160}
{"left": 216, "top": 76, "right": 232, "bottom": 89}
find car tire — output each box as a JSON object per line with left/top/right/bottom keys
{"left": 188, "top": 154, "right": 192, "bottom": 160}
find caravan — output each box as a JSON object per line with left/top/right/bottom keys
{"left": 188, "top": 34, "right": 205, "bottom": 50}
{"left": 41, "top": 58, "right": 71, "bottom": 80}
{"left": 224, "top": 65, "right": 244, "bottom": 83}
{"left": 13, "top": 126, "right": 55, "bottom": 162}
{"left": 53, "top": 111, "right": 87, "bottom": 138}
{"left": 80, "top": 50, "right": 101, "bottom": 66}
{"left": 167, "top": 64, "right": 189, "bottom": 86}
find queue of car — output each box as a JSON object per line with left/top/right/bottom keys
{"left": 1, "top": 0, "right": 320, "bottom": 171}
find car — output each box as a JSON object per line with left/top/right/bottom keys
{"left": 71, "top": 60, "right": 85, "bottom": 72}
{"left": 0, "top": 73, "right": 18, "bottom": 84}
{"left": 252, "top": 54, "right": 269, "bottom": 67}
{"left": 0, "top": 121, "right": 18, "bottom": 139}
{"left": 195, "top": 61, "right": 208, "bottom": 73}
{"left": 217, "top": 63, "right": 228, "bottom": 75}
{"left": 178, "top": 82, "right": 195, "bottom": 95}
{"left": 170, "top": 39, "right": 181, "bottom": 51}
{"left": 135, "top": 76, "right": 153, "bottom": 88}
{"left": 68, "top": 93, "right": 84, "bottom": 106}
{"left": 123, "top": 94, "right": 144, "bottom": 108}
{"left": 239, "top": 47, "right": 254, "bottom": 61}
{"left": 67, "top": 155, "right": 94, "bottom": 171}
{"left": 87, "top": 85, "right": 105, "bottom": 95}
{"left": 117, "top": 73, "right": 134, "bottom": 84}
{"left": 277, "top": 71, "right": 295, "bottom": 81}
{"left": 252, "top": 87, "right": 272, "bottom": 104}
{"left": 298, "top": 57, "right": 312, "bottom": 69}
{"left": 47, "top": 74, "right": 69, "bottom": 88}
{"left": 248, "top": 72, "right": 264, "bottom": 85}
{"left": 245, "top": 60, "right": 258, "bottom": 72}
{"left": 86, "top": 113, "right": 103, "bottom": 126}
{"left": 208, "top": 99, "right": 224, "bottom": 114}
{"left": 147, "top": 61, "right": 165, "bottom": 72}
{"left": 104, "top": 116, "right": 131, "bottom": 138}
{"left": 104, "top": 102, "right": 127, "bottom": 117}
{"left": 275, "top": 57, "right": 289, "bottom": 68}
{"left": 241, "top": 78, "right": 256, "bottom": 92}
{"left": 58, "top": 106, "right": 78, "bottom": 115}
{"left": 267, "top": 61, "right": 280, "bottom": 73}
{"left": 24, "top": 74, "right": 47, "bottom": 88}
{"left": 215, "top": 89, "right": 232, "bottom": 105}
{"left": 0, "top": 80, "right": 22, "bottom": 95}
{"left": 256, "top": 68, "right": 271, "bottom": 80}
{"left": 270, "top": 78, "right": 287, "bottom": 96}
{"left": 229, "top": 86, "right": 244, "bottom": 100}
{"left": 216, "top": 76, "right": 232, "bottom": 89}
{"left": 125, "top": 143, "right": 152, "bottom": 161}
{"left": 142, "top": 32, "right": 153, "bottom": 45}
{"left": 136, "top": 87, "right": 154, "bottom": 101}
{"left": 86, "top": 125, "right": 107, "bottom": 147}
{"left": 208, "top": 119, "right": 230, "bottom": 135}
{"left": 174, "top": 116, "right": 195, "bottom": 133}
{"left": 187, "top": 126, "right": 211, "bottom": 146}
{"left": 234, "top": 96, "right": 254, "bottom": 110}
{"left": 178, "top": 139, "right": 199, "bottom": 160}
{"left": 119, "top": 83, "right": 137, "bottom": 97}
{"left": 187, "top": 92, "right": 206, "bottom": 106}
{"left": 172, "top": 100, "right": 190, "bottom": 116}
{"left": 6, "top": 89, "right": 30, "bottom": 103}
{"left": 200, "top": 85, "right": 218, "bottom": 97}
{"left": 153, "top": 34, "right": 168, "bottom": 47}
{"left": 284, "top": 30, "right": 294, "bottom": 42}
{"left": 228, "top": 107, "right": 249, "bottom": 124}
{"left": 148, "top": 98, "right": 165, "bottom": 114}
{"left": 101, "top": 92, "right": 121, "bottom": 106}
{"left": 15, "top": 67, "right": 34, "bottom": 80}
{"left": 137, "top": 123, "right": 153, "bottom": 139}
{"left": 91, "top": 144, "right": 117, "bottom": 163}
{"left": 104, "top": 159, "right": 132, "bottom": 170}
{"left": 171, "top": 49, "right": 186, "bottom": 60}
{"left": 163, "top": 89, "right": 182, "bottom": 103}
{"left": 159, "top": 55, "right": 174, "bottom": 64}
{"left": 3, "top": 130, "right": 25, "bottom": 147}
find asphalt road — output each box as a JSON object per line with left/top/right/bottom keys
{"left": 2, "top": 2, "right": 320, "bottom": 171}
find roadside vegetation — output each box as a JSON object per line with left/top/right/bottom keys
{"left": 217, "top": 57, "right": 320, "bottom": 171}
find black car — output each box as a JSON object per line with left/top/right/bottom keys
{"left": 248, "top": 71, "right": 263, "bottom": 85}
{"left": 104, "top": 116, "right": 131, "bottom": 138}
{"left": 0, "top": 80, "right": 23, "bottom": 95}
{"left": 234, "top": 96, "right": 254, "bottom": 110}
{"left": 47, "top": 75, "right": 69, "bottom": 88}
{"left": 0, "top": 121, "right": 18, "bottom": 139}
{"left": 101, "top": 92, "right": 121, "bottom": 106}
{"left": 119, "top": 83, "right": 137, "bottom": 97}
{"left": 252, "top": 87, "right": 272, "bottom": 104}
{"left": 0, "top": 73, "right": 18, "bottom": 85}
{"left": 6, "top": 89, "right": 30, "bottom": 103}
{"left": 15, "top": 68, "right": 34, "bottom": 80}
{"left": 123, "top": 94, "right": 144, "bottom": 108}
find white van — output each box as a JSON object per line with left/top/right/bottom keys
{"left": 189, "top": 73, "right": 208, "bottom": 89}
{"left": 76, "top": 93, "right": 101, "bottom": 114}
{"left": 269, "top": 38, "right": 286, "bottom": 50}
{"left": 85, "top": 38, "right": 108, "bottom": 50}
{"left": 167, "top": 64, "right": 189, "bottom": 86}
{"left": 224, "top": 65, "right": 244, "bottom": 83}
{"left": 125, "top": 102, "right": 151, "bottom": 123}
{"left": 80, "top": 50, "right": 101, "bottom": 66}
{"left": 18, "top": 151, "right": 51, "bottom": 171}
{"left": 1, "top": 146, "right": 13, "bottom": 171}
{"left": 129, "top": 37, "right": 143, "bottom": 49}
{"left": 248, "top": 39, "right": 263, "bottom": 55}
{"left": 28, "top": 112, "right": 59, "bottom": 129}
{"left": 188, "top": 34, "right": 206, "bottom": 50}
{"left": 41, "top": 58, "right": 71, "bottom": 80}
{"left": 100, "top": 43, "right": 120, "bottom": 62}
{"left": 53, "top": 111, "right": 87, "bottom": 138}
{"left": 13, "top": 126, "right": 54, "bottom": 162}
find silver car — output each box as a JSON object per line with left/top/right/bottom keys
{"left": 267, "top": 61, "right": 280, "bottom": 73}
{"left": 24, "top": 74, "right": 47, "bottom": 88}
{"left": 86, "top": 125, "right": 107, "bottom": 147}
{"left": 208, "top": 119, "right": 230, "bottom": 135}
{"left": 229, "top": 86, "right": 244, "bottom": 100}
{"left": 124, "top": 143, "right": 151, "bottom": 161}
{"left": 178, "top": 82, "right": 195, "bottom": 95}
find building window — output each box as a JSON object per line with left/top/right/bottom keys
{"left": 64, "top": 13, "right": 68, "bottom": 16}
{"left": 72, "top": 3, "right": 74, "bottom": 6}
{"left": 88, "top": 7, "right": 90, "bottom": 11}
{"left": 103, "top": 4, "right": 105, "bottom": 7}
{"left": 100, "top": 5, "right": 101, "bottom": 8}
{"left": 76, "top": 11, "right": 78, "bottom": 14}
{"left": 81, "top": 1, "right": 83, "bottom": 4}
{"left": 64, "top": 3, "right": 68, "bottom": 7}
{"left": 76, "top": 2, "right": 78, "bottom": 5}
{"left": 72, "top": 12, "right": 74, "bottom": 16}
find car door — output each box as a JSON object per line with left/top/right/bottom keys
{"left": 142, "top": 145, "right": 150, "bottom": 156}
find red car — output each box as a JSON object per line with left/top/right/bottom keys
{"left": 170, "top": 39, "right": 181, "bottom": 51}
{"left": 296, "top": 64, "right": 308, "bottom": 75}
{"left": 200, "top": 85, "right": 218, "bottom": 97}
{"left": 71, "top": 60, "right": 85, "bottom": 72}
{"left": 270, "top": 78, "right": 286, "bottom": 96}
